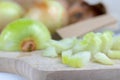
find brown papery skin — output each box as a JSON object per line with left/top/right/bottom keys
{"left": 34, "top": 1, "right": 48, "bottom": 10}
{"left": 67, "top": 0, "right": 106, "bottom": 24}
{"left": 57, "top": 0, "right": 69, "bottom": 9}
{"left": 21, "top": 40, "right": 36, "bottom": 52}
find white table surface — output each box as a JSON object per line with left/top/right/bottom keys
{"left": 0, "top": 73, "right": 26, "bottom": 80}
{"left": 0, "top": 0, "right": 120, "bottom": 80}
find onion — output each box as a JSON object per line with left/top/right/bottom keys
{"left": 26, "top": 0, "right": 68, "bottom": 34}
{"left": 57, "top": 0, "right": 69, "bottom": 9}
{"left": 0, "top": 1, "right": 24, "bottom": 31}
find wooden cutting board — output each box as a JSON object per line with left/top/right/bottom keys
{"left": 57, "top": 14, "right": 117, "bottom": 38}
{"left": 0, "top": 51, "right": 120, "bottom": 80}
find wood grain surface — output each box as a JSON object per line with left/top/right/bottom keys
{"left": 0, "top": 51, "right": 120, "bottom": 80}
{"left": 57, "top": 14, "right": 117, "bottom": 38}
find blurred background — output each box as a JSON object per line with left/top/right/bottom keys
{"left": 0, "top": 0, "right": 120, "bottom": 80}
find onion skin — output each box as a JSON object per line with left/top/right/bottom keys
{"left": 0, "top": 1, "right": 24, "bottom": 32}
{"left": 26, "top": 0, "right": 68, "bottom": 34}
{"left": 57, "top": 0, "right": 69, "bottom": 10}
{"left": 58, "top": 0, "right": 106, "bottom": 24}
{"left": 0, "top": 19, "right": 51, "bottom": 52}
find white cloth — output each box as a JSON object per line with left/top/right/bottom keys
{"left": 85, "top": 0, "right": 120, "bottom": 21}
{"left": 0, "top": 73, "right": 26, "bottom": 80}
{"left": 103, "top": 0, "right": 120, "bottom": 21}
{"left": 84, "top": 0, "right": 102, "bottom": 5}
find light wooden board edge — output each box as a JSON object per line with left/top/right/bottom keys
{"left": 1, "top": 57, "right": 120, "bottom": 80}
{"left": 0, "top": 52, "right": 120, "bottom": 80}
{"left": 0, "top": 57, "right": 49, "bottom": 80}
{"left": 57, "top": 14, "right": 117, "bottom": 38}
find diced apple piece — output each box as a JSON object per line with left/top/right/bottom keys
{"left": 108, "top": 50, "right": 120, "bottom": 59}
{"left": 43, "top": 46, "right": 58, "bottom": 57}
{"left": 94, "top": 52, "right": 114, "bottom": 65}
